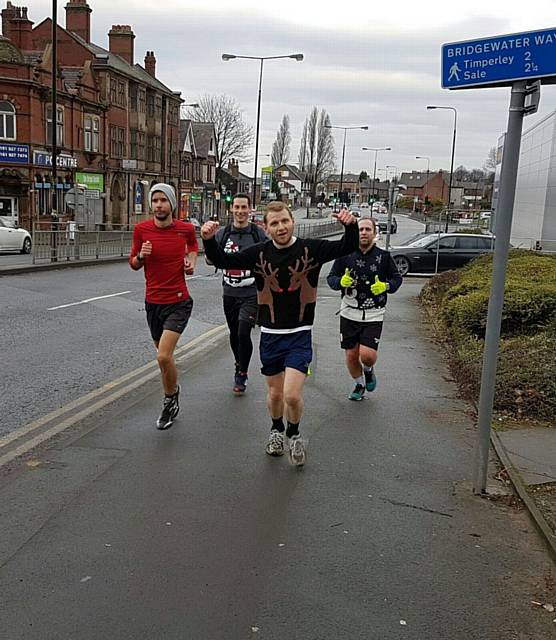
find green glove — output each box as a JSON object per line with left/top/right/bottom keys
{"left": 340, "top": 267, "right": 354, "bottom": 288}
{"left": 370, "top": 275, "right": 388, "bottom": 296}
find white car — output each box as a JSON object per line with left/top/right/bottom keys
{"left": 0, "top": 217, "right": 32, "bottom": 253}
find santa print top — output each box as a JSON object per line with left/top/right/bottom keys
{"left": 129, "top": 219, "right": 199, "bottom": 304}
{"left": 203, "top": 223, "right": 359, "bottom": 331}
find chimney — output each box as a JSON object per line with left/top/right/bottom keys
{"left": 144, "top": 50, "right": 156, "bottom": 77}
{"left": 5, "top": 5, "right": 33, "bottom": 50}
{"left": 65, "top": 0, "right": 91, "bottom": 44}
{"left": 229, "top": 159, "right": 239, "bottom": 178}
{"left": 108, "top": 25, "right": 135, "bottom": 66}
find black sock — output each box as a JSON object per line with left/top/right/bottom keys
{"left": 272, "top": 417, "right": 285, "bottom": 433}
{"left": 286, "top": 421, "right": 299, "bottom": 438}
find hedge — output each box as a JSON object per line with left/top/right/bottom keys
{"left": 420, "top": 251, "right": 556, "bottom": 421}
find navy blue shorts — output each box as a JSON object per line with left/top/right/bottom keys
{"left": 259, "top": 330, "right": 312, "bottom": 377}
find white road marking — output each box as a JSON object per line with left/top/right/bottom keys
{"left": 48, "top": 290, "right": 132, "bottom": 311}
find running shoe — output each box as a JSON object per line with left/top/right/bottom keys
{"left": 364, "top": 368, "right": 377, "bottom": 392}
{"left": 156, "top": 385, "right": 180, "bottom": 430}
{"left": 349, "top": 383, "right": 365, "bottom": 401}
{"left": 233, "top": 371, "right": 248, "bottom": 395}
{"left": 288, "top": 435, "right": 306, "bottom": 467}
{"left": 265, "top": 429, "right": 285, "bottom": 456}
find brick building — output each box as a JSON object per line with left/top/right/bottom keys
{"left": 0, "top": 0, "right": 182, "bottom": 230}
{"left": 399, "top": 170, "right": 451, "bottom": 205}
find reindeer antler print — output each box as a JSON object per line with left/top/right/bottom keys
{"left": 287, "top": 246, "right": 319, "bottom": 321}
{"left": 254, "top": 251, "right": 283, "bottom": 324}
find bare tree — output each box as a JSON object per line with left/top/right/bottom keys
{"left": 298, "top": 107, "right": 335, "bottom": 201}
{"left": 185, "top": 94, "right": 253, "bottom": 170}
{"left": 271, "top": 115, "right": 291, "bottom": 168}
{"left": 483, "top": 146, "right": 497, "bottom": 172}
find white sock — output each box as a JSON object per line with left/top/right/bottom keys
{"left": 354, "top": 375, "right": 365, "bottom": 386}
{"left": 364, "top": 366, "right": 374, "bottom": 373}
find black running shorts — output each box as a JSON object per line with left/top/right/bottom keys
{"left": 340, "top": 317, "right": 383, "bottom": 351}
{"left": 145, "top": 298, "right": 193, "bottom": 342}
{"left": 223, "top": 294, "right": 258, "bottom": 328}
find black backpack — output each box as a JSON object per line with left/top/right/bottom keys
{"left": 219, "top": 223, "right": 263, "bottom": 250}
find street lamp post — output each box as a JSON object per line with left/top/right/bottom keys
{"left": 362, "top": 147, "right": 391, "bottom": 208}
{"left": 50, "top": 0, "right": 58, "bottom": 261}
{"left": 415, "top": 155, "right": 430, "bottom": 212}
{"left": 325, "top": 125, "right": 368, "bottom": 208}
{"left": 427, "top": 105, "right": 457, "bottom": 232}
{"left": 222, "top": 53, "right": 303, "bottom": 206}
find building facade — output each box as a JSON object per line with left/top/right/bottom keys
{"left": 0, "top": 0, "right": 182, "bottom": 230}
{"left": 494, "top": 110, "right": 556, "bottom": 251}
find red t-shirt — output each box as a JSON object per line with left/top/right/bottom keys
{"left": 129, "top": 219, "right": 199, "bottom": 304}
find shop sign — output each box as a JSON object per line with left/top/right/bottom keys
{"left": 0, "top": 143, "right": 29, "bottom": 164}
{"left": 75, "top": 172, "right": 104, "bottom": 191}
{"left": 33, "top": 150, "right": 78, "bottom": 169}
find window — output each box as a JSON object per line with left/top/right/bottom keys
{"left": 436, "top": 236, "right": 457, "bottom": 250}
{"left": 129, "top": 84, "right": 138, "bottom": 111}
{"left": 84, "top": 115, "right": 100, "bottom": 152}
{"left": 130, "top": 130, "right": 145, "bottom": 160}
{"left": 110, "top": 125, "right": 126, "bottom": 158}
{"left": 0, "top": 101, "right": 16, "bottom": 140}
{"left": 46, "top": 105, "right": 64, "bottom": 146}
{"left": 155, "top": 96, "right": 162, "bottom": 119}
{"left": 147, "top": 135, "right": 161, "bottom": 162}
{"left": 476, "top": 237, "right": 495, "bottom": 250}
{"left": 455, "top": 236, "right": 480, "bottom": 250}
{"left": 110, "top": 78, "right": 118, "bottom": 104}
{"left": 138, "top": 88, "right": 146, "bottom": 113}
{"left": 118, "top": 81, "right": 126, "bottom": 106}
{"left": 147, "top": 93, "right": 155, "bottom": 117}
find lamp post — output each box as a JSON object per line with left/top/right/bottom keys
{"left": 362, "top": 147, "right": 390, "bottom": 209}
{"left": 415, "top": 155, "right": 430, "bottom": 212}
{"left": 50, "top": 0, "right": 58, "bottom": 261}
{"left": 427, "top": 105, "right": 457, "bottom": 232}
{"left": 325, "top": 124, "right": 368, "bottom": 208}
{"left": 222, "top": 53, "right": 303, "bottom": 206}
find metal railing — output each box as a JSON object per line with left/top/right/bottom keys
{"left": 31, "top": 220, "right": 344, "bottom": 264}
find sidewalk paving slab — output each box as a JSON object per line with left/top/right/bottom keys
{"left": 0, "top": 279, "right": 554, "bottom": 639}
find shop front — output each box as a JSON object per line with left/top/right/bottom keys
{"left": 32, "top": 150, "right": 78, "bottom": 224}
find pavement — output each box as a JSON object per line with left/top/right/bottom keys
{"left": 1, "top": 278, "right": 555, "bottom": 639}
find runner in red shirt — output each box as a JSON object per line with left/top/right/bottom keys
{"left": 129, "top": 183, "right": 199, "bottom": 429}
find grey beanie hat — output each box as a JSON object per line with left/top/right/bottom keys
{"left": 149, "top": 183, "right": 177, "bottom": 213}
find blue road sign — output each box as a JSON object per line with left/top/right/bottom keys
{"left": 442, "top": 28, "right": 556, "bottom": 89}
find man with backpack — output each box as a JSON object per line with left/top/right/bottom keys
{"left": 211, "top": 193, "right": 268, "bottom": 394}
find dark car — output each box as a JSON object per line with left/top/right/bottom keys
{"left": 374, "top": 213, "right": 397, "bottom": 234}
{"left": 390, "top": 233, "right": 495, "bottom": 276}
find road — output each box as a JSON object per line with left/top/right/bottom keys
{"left": 0, "top": 214, "right": 424, "bottom": 437}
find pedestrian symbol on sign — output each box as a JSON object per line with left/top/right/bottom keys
{"left": 449, "top": 62, "right": 461, "bottom": 81}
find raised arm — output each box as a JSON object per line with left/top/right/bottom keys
{"left": 312, "top": 211, "right": 359, "bottom": 264}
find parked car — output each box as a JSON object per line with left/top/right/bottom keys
{"left": 0, "top": 217, "right": 32, "bottom": 254}
{"left": 374, "top": 213, "right": 398, "bottom": 234}
{"left": 390, "top": 232, "right": 495, "bottom": 276}
{"left": 480, "top": 211, "right": 492, "bottom": 220}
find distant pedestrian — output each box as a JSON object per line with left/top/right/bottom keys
{"left": 129, "top": 183, "right": 198, "bottom": 429}
{"left": 201, "top": 202, "right": 358, "bottom": 466}
{"left": 327, "top": 217, "right": 402, "bottom": 401}
{"left": 207, "top": 193, "right": 267, "bottom": 395}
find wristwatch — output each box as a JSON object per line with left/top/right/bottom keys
{"left": 136, "top": 252, "right": 143, "bottom": 262}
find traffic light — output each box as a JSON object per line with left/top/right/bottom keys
{"left": 225, "top": 191, "right": 232, "bottom": 204}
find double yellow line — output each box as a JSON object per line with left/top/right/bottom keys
{"left": 0, "top": 325, "right": 227, "bottom": 468}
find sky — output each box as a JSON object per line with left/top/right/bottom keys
{"left": 30, "top": 0, "right": 556, "bottom": 178}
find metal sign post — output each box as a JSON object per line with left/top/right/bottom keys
{"left": 440, "top": 28, "right": 554, "bottom": 494}
{"left": 473, "top": 81, "right": 527, "bottom": 493}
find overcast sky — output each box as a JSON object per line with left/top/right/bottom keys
{"left": 32, "top": 0, "right": 556, "bottom": 177}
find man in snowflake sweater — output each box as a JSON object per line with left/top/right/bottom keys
{"left": 202, "top": 201, "right": 358, "bottom": 466}
{"left": 327, "top": 217, "right": 402, "bottom": 401}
